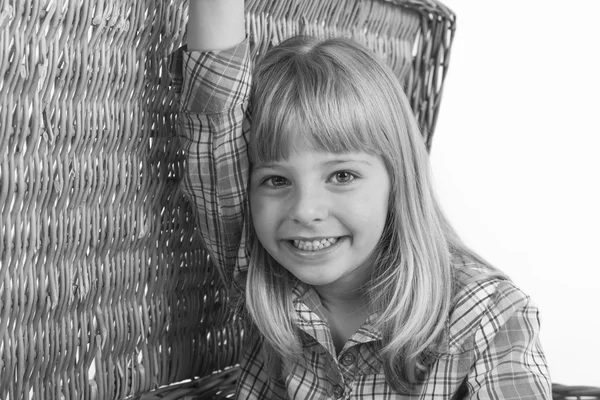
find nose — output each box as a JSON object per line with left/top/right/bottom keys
{"left": 289, "top": 184, "right": 328, "bottom": 225}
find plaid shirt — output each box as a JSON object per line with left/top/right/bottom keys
{"left": 176, "top": 40, "right": 552, "bottom": 399}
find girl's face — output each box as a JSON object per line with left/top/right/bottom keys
{"left": 250, "top": 145, "right": 391, "bottom": 292}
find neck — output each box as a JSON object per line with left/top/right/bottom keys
{"left": 312, "top": 256, "right": 374, "bottom": 315}
{"left": 314, "top": 284, "right": 371, "bottom": 354}
{"left": 313, "top": 284, "right": 369, "bottom": 315}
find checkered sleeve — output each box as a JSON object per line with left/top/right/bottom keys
{"left": 465, "top": 281, "right": 552, "bottom": 399}
{"left": 235, "top": 336, "right": 288, "bottom": 399}
{"left": 176, "top": 40, "right": 251, "bottom": 287}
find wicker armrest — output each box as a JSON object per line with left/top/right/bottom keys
{"left": 552, "top": 383, "right": 600, "bottom": 400}
{"left": 133, "top": 368, "right": 240, "bottom": 400}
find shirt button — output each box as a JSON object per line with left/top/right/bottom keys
{"left": 332, "top": 385, "right": 344, "bottom": 398}
{"left": 341, "top": 352, "right": 356, "bottom": 366}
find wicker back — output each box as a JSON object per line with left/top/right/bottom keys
{"left": 245, "top": 0, "right": 455, "bottom": 147}
{"left": 0, "top": 0, "right": 455, "bottom": 399}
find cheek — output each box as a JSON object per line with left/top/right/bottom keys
{"left": 249, "top": 191, "right": 263, "bottom": 223}
{"left": 365, "top": 198, "right": 389, "bottom": 233}
{"left": 359, "top": 181, "right": 390, "bottom": 224}
{"left": 341, "top": 191, "right": 389, "bottom": 242}
{"left": 249, "top": 191, "right": 276, "bottom": 241}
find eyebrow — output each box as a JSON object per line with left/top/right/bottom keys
{"left": 252, "top": 159, "right": 373, "bottom": 171}
{"left": 324, "top": 159, "right": 373, "bottom": 167}
{"left": 252, "top": 163, "right": 278, "bottom": 172}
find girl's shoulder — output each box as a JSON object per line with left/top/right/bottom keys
{"left": 441, "top": 252, "right": 534, "bottom": 354}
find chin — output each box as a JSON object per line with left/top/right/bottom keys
{"left": 296, "top": 276, "right": 334, "bottom": 287}
{"left": 287, "top": 269, "right": 339, "bottom": 287}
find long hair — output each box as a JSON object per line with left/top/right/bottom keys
{"left": 244, "top": 36, "right": 497, "bottom": 391}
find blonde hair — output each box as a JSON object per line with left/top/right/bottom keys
{"left": 244, "top": 36, "right": 496, "bottom": 391}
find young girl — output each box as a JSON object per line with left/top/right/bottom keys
{"left": 178, "top": 0, "right": 551, "bottom": 398}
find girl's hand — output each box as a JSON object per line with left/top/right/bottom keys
{"left": 187, "top": 0, "right": 246, "bottom": 52}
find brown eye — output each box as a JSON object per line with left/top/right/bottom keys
{"left": 265, "top": 176, "right": 289, "bottom": 187}
{"left": 332, "top": 171, "right": 356, "bottom": 184}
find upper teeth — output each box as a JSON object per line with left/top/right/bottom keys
{"left": 293, "top": 238, "right": 339, "bottom": 251}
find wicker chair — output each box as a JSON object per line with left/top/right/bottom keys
{"left": 4, "top": 0, "right": 595, "bottom": 399}
{"left": 551, "top": 384, "right": 600, "bottom": 400}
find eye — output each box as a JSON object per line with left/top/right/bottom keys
{"left": 330, "top": 171, "right": 356, "bottom": 184}
{"left": 263, "top": 176, "right": 290, "bottom": 187}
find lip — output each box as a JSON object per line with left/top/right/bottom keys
{"left": 282, "top": 236, "right": 347, "bottom": 259}
{"left": 287, "top": 236, "right": 338, "bottom": 241}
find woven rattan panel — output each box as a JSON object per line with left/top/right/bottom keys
{"left": 0, "top": 1, "right": 454, "bottom": 399}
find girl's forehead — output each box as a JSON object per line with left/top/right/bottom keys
{"left": 253, "top": 146, "right": 382, "bottom": 169}
{"left": 249, "top": 102, "right": 385, "bottom": 166}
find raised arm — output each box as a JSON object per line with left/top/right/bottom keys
{"left": 178, "top": 0, "right": 251, "bottom": 287}
{"left": 187, "top": 0, "right": 245, "bottom": 51}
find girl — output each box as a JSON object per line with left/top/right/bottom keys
{"left": 178, "top": 0, "right": 552, "bottom": 398}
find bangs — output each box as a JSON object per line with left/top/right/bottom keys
{"left": 249, "top": 45, "right": 387, "bottom": 165}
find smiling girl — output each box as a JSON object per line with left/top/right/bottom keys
{"left": 177, "top": 0, "right": 552, "bottom": 398}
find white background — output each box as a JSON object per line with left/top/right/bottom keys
{"left": 430, "top": 0, "right": 600, "bottom": 387}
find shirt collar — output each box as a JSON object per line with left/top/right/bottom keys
{"left": 291, "top": 280, "right": 383, "bottom": 344}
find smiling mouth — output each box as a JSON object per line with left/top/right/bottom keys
{"left": 290, "top": 237, "right": 340, "bottom": 251}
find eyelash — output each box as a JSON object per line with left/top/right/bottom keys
{"left": 262, "top": 176, "right": 290, "bottom": 187}
{"left": 329, "top": 171, "right": 357, "bottom": 184}
{"left": 260, "top": 171, "right": 358, "bottom": 187}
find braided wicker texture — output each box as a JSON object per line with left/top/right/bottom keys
{"left": 0, "top": 0, "right": 455, "bottom": 399}
{"left": 246, "top": 0, "right": 456, "bottom": 147}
